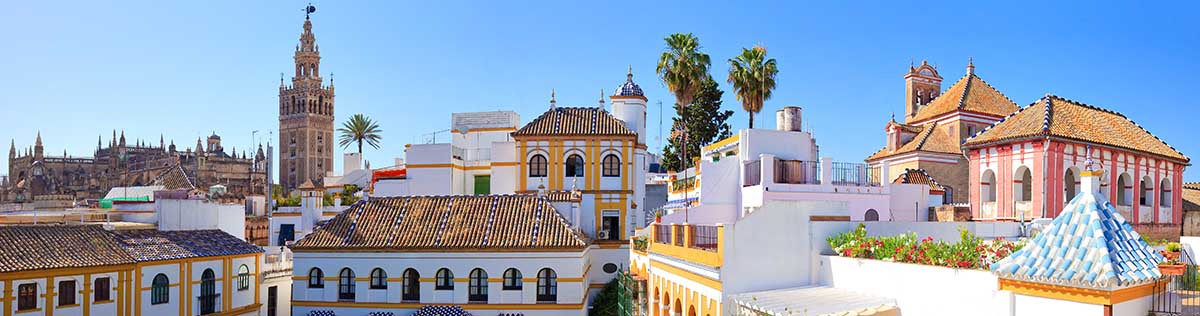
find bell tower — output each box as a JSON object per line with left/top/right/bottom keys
{"left": 278, "top": 5, "right": 335, "bottom": 192}
{"left": 904, "top": 60, "right": 942, "bottom": 121}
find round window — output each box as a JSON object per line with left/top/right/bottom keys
{"left": 603, "top": 263, "right": 618, "bottom": 274}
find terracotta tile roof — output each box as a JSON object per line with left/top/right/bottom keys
{"left": 908, "top": 73, "right": 1020, "bottom": 123}
{"left": 1183, "top": 183, "right": 1200, "bottom": 212}
{"left": 892, "top": 168, "right": 945, "bottom": 192}
{"left": 152, "top": 164, "right": 196, "bottom": 191}
{"left": 0, "top": 225, "right": 135, "bottom": 273}
{"left": 291, "top": 195, "right": 587, "bottom": 251}
{"left": 964, "top": 95, "right": 1189, "bottom": 162}
{"left": 114, "top": 229, "right": 262, "bottom": 262}
{"left": 512, "top": 107, "right": 635, "bottom": 137}
{"left": 865, "top": 121, "right": 961, "bottom": 161}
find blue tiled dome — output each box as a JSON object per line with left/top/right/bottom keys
{"left": 615, "top": 69, "right": 644, "bottom": 97}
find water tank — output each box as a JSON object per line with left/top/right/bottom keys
{"left": 776, "top": 106, "right": 803, "bottom": 132}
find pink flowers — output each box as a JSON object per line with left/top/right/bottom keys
{"left": 828, "top": 225, "right": 1026, "bottom": 270}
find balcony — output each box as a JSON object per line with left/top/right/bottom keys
{"left": 648, "top": 224, "right": 723, "bottom": 267}
{"left": 743, "top": 156, "right": 881, "bottom": 189}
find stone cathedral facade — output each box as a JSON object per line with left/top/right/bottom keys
{"left": 278, "top": 14, "right": 335, "bottom": 192}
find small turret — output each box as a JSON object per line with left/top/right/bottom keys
{"left": 119, "top": 131, "right": 126, "bottom": 147}
{"left": 9, "top": 139, "right": 15, "bottom": 158}
{"left": 33, "top": 132, "right": 44, "bottom": 160}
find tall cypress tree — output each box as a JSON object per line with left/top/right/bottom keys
{"left": 662, "top": 77, "right": 733, "bottom": 171}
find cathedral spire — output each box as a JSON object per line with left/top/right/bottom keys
{"left": 35, "top": 131, "right": 42, "bottom": 147}
{"left": 9, "top": 139, "right": 14, "bottom": 158}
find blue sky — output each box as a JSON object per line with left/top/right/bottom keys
{"left": 1, "top": 1, "right": 1197, "bottom": 182}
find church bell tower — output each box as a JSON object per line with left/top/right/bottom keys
{"left": 278, "top": 5, "right": 335, "bottom": 192}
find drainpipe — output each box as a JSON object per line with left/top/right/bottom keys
{"left": 1042, "top": 137, "right": 1050, "bottom": 219}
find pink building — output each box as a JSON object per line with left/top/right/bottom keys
{"left": 963, "top": 95, "right": 1189, "bottom": 229}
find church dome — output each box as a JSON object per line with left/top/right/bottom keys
{"left": 615, "top": 68, "right": 644, "bottom": 97}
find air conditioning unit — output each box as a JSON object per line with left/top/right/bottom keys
{"left": 597, "top": 230, "right": 610, "bottom": 240}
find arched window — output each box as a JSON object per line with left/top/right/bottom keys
{"left": 237, "top": 264, "right": 250, "bottom": 291}
{"left": 370, "top": 268, "right": 387, "bottom": 289}
{"left": 502, "top": 268, "right": 523, "bottom": 290}
{"left": 1064, "top": 169, "right": 1078, "bottom": 202}
{"left": 338, "top": 268, "right": 355, "bottom": 301}
{"left": 1141, "top": 176, "right": 1154, "bottom": 206}
{"left": 537, "top": 268, "right": 557, "bottom": 303}
{"left": 151, "top": 274, "right": 169, "bottom": 305}
{"left": 402, "top": 269, "right": 420, "bottom": 301}
{"left": 529, "top": 154, "right": 548, "bottom": 177}
{"left": 468, "top": 268, "right": 488, "bottom": 303}
{"left": 565, "top": 154, "right": 584, "bottom": 177}
{"left": 1161, "top": 179, "right": 1172, "bottom": 207}
{"left": 435, "top": 268, "right": 454, "bottom": 290}
{"left": 1117, "top": 173, "right": 1132, "bottom": 206}
{"left": 308, "top": 268, "right": 324, "bottom": 288}
{"left": 1015, "top": 167, "right": 1032, "bottom": 202}
{"left": 602, "top": 154, "right": 621, "bottom": 177}
{"left": 981, "top": 170, "right": 997, "bottom": 202}
{"left": 200, "top": 269, "right": 216, "bottom": 314}
{"left": 864, "top": 209, "right": 879, "bottom": 221}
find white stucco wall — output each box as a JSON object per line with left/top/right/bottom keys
{"left": 819, "top": 255, "right": 1014, "bottom": 316}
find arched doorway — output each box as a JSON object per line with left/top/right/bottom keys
{"left": 1014, "top": 166, "right": 1032, "bottom": 202}
{"left": 652, "top": 289, "right": 661, "bottom": 316}
{"left": 674, "top": 299, "right": 682, "bottom": 316}
{"left": 1117, "top": 173, "right": 1132, "bottom": 206}
{"left": 688, "top": 305, "right": 697, "bottom": 316}
{"left": 1064, "top": 168, "right": 1079, "bottom": 202}
{"left": 981, "top": 170, "right": 997, "bottom": 202}
{"left": 1141, "top": 176, "right": 1154, "bottom": 207}
{"left": 864, "top": 209, "right": 879, "bottom": 221}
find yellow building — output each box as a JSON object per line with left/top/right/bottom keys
{"left": 0, "top": 225, "right": 263, "bottom": 316}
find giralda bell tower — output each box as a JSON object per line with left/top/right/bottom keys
{"left": 278, "top": 4, "right": 334, "bottom": 191}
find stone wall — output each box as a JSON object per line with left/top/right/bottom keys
{"left": 1133, "top": 223, "right": 1182, "bottom": 242}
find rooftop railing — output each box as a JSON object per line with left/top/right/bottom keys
{"left": 775, "top": 159, "right": 820, "bottom": 184}
{"left": 831, "top": 162, "right": 880, "bottom": 187}
{"left": 648, "top": 224, "right": 724, "bottom": 267}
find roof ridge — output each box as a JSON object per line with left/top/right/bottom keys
{"left": 968, "top": 74, "right": 1021, "bottom": 112}
{"left": 433, "top": 196, "right": 454, "bottom": 247}
{"left": 962, "top": 98, "right": 1039, "bottom": 145}
{"left": 382, "top": 198, "right": 411, "bottom": 247}
{"left": 956, "top": 74, "right": 974, "bottom": 110}
{"left": 480, "top": 195, "right": 500, "bottom": 247}
{"left": 912, "top": 121, "right": 939, "bottom": 150}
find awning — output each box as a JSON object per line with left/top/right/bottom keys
{"left": 413, "top": 305, "right": 471, "bottom": 316}
{"left": 728, "top": 286, "right": 899, "bottom": 316}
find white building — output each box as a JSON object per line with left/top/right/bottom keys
{"left": 294, "top": 69, "right": 651, "bottom": 315}
{"left": 0, "top": 225, "right": 263, "bottom": 316}
{"left": 291, "top": 195, "right": 596, "bottom": 316}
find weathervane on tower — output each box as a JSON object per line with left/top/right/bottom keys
{"left": 305, "top": 3, "right": 316, "bottom": 20}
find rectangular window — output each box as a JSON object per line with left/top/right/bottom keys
{"left": 94, "top": 277, "right": 111, "bottom": 302}
{"left": 18, "top": 283, "right": 37, "bottom": 310}
{"left": 58, "top": 280, "right": 76, "bottom": 306}
{"left": 600, "top": 211, "right": 621, "bottom": 240}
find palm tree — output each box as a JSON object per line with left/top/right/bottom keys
{"left": 337, "top": 114, "right": 383, "bottom": 154}
{"left": 727, "top": 44, "right": 778, "bottom": 129}
{"left": 656, "top": 33, "right": 711, "bottom": 110}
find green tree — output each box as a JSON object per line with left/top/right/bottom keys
{"left": 589, "top": 269, "right": 636, "bottom": 316}
{"left": 337, "top": 114, "right": 383, "bottom": 154}
{"left": 727, "top": 44, "right": 778, "bottom": 129}
{"left": 657, "top": 33, "right": 712, "bottom": 171}
{"left": 661, "top": 78, "right": 733, "bottom": 171}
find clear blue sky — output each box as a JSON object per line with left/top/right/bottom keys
{"left": 2, "top": 1, "right": 1197, "bottom": 182}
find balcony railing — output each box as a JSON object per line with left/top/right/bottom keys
{"left": 743, "top": 160, "right": 761, "bottom": 186}
{"left": 775, "top": 160, "right": 820, "bottom": 184}
{"left": 689, "top": 225, "right": 719, "bottom": 252}
{"left": 655, "top": 226, "right": 672, "bottom": 245}
{"left": 649, "top": 224, "right": 724, "bottom": 267}
{"left": 830, "top": 162, "right": 879, "bottom": 187}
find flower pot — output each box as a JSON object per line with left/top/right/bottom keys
{"left": 1159, "top": 263, "right": 1186, "bottom": 276}
{"left": 1165, "top": 251, "right": 1181, "bottom": 261}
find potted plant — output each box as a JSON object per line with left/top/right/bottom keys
{"left": 1160, "top": 258, "right": 1186, "bottom": 276}
{"left": 1165, "top": 242, "right": 1183, "bottom": 261}
{"left": 655, "top": 210, "right": 663, "bottom": 223}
